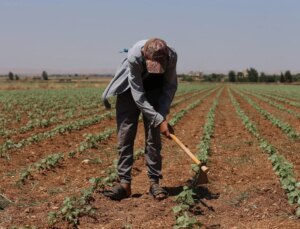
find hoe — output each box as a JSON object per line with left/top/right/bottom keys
{"left": 170, "top": 134, "right": 209, "bottom": 186}
{"left": 0, "top": 193, "right": 12, "bottom": 210}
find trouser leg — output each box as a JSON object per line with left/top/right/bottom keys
{"left": 143, "top": 116, "right": 162, "bottom": 183}
{"left": 116, "top": 90, "right": 140, "bottom": 184}
{"left": 143, "top": 89, "right": 163, "bottom": 184}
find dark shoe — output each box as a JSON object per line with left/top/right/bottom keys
{"left": 102, "top": 183, "right": 131, "bottom": 201}
{"left": 149, "top": 183, "right": 169, "bottom": 201}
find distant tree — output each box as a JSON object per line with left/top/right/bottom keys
{"left": 259, "top": 72, "right": 266, "bottom": 82}
{"left": 285, "top": 70, "right": 293, "bottom": 83}
{"left": 236, "top": 72, "right": 244, "bottom": 82}
{"left": 8, "top": 72, "right": 14, "bottom": 80}
{"left": 42, "top": 71, "right": 48, "bottom": 80}
{"left": 211, "top": 73, "right": 218, "bottom": 81}
{"left": 247, "top": 68, "right": 259, "bottom": 82}
{"left": 203, "top": 74, "right": 212, "bottom": 82}
{"left": 212, "top": 73, "right": 223, "bottom": 82}
{"left": 265, "top": 74, "right": 277, "bottom": 83}
{"left": 294, "top": 73, "right": 300, "bottom": 82}
{"left": 280, "top": 72, "right": 286, "bottom": 83}
{"left": 228, "top": 70, "right": 236, "bottom": 82}
{"left": 180, "top": 74, "right": 195, "bottom": 82}
{"left": 15, "top": 74, "right": 20, "bottom": 80}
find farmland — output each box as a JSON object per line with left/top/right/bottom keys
{"left": 0, "top": 82, "right": 300, "bottom": 228}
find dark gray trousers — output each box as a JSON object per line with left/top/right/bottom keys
{"left": 116, "top": 89, "right": 162, "bottom": 184}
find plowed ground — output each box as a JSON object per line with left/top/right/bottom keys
{"left": 0, "top": 85, "right": 299, "bottom": 228}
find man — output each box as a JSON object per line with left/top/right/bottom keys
{"left": 102, "top": 38, "right": 177, "bottom": 200}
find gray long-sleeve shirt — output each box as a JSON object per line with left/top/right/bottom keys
{"left": 102, "top": 40, "right": 178, "bottom": 127}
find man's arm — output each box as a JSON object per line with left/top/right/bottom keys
{"left": 128, "top": 54, "right": 164, "bottom": 127}
{"left": 158, "top": 51, "right": 178, "bottom": 119}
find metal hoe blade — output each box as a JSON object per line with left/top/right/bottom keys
{"left": 0, "top": 194, "right": 13, "bottom": 210}
{"left": 192, "top": 169, "right": 209, "bottom": 187}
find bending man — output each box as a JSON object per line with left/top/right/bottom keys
{"left": 102, "top": 38, "right": 178, "bottom": 200}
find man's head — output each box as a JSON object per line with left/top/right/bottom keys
{"left": 143, "top": 38, "right": 169, "bottom": 74}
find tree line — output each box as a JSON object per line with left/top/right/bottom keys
{"left": 228, "top": 68, "right": 299, "bottom": 83}
{"left": 179, "top": 68, "right": 300, "bottom": 83}
{"left": 3, "top": 69, "right": 300, "bottom": 83}
{"left": 2, "top": 71, "right": 49, "bottom": 80}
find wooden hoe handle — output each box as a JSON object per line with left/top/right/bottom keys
{"left": 170, "top": 134, "right": 209, "bottom": 173}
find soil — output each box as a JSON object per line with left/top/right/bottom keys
{"left": 0, "top": 86, "right": 299, "bottom": 228}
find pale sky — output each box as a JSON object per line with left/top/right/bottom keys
{"left": 0, "top": 0, "right": 299, "bottom": 75}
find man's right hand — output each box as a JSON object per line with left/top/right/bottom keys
{"left": 160, "top": 120, "right": 173, "bottom": 138}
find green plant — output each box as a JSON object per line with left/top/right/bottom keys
{"left": 48, "top": 196, "right": 93, "bottom": 227}
{"left": 16, "top": 153, "right": 64, "bottom": 185}
{"left": 174, "top": 186, "right": 196, "bottom": 207}
{"left": 77, "top": 128, "right": 116, "bottom": 154}
{"left": 68, "top": 150, "right": 76, "bottom": 158}
{"left": 174, "top": 212, "right": 202, "bottom": 229}
{"left": 16, "top": 166, "right": 33, "bottom": 186}
{"left": 172, "top": 186, "right": 202, "bottom": 228}
{"left": 35, "top": 153, "right": 64, "bottom": 171}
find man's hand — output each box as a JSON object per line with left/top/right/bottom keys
{"left": 103, "top": 99, "right": 111, "bottom": 110}
{"left": 159, "top": 120, "right": 174, "bottom": 138}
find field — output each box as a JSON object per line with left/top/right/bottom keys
{"left": 1, "top": 82, "right": 300, "bottom": 228}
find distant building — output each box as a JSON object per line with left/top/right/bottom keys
{"left": 242, "top": 69, "right": 249, "bottom": 78}
{"left": 188, "top": 71, "right": 202, "bottom": 76}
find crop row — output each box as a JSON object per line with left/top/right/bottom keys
{"left": 169, "top": 88, "right": 219, "bottom": 127}
{"left": 0, "top": 112, "right": 113, "bottom": 159}
{"left": 260, "top": 92, "right": 300, "bottom": 110}
{"left": 16, "top": 128, "right": 116, "bottom": 185}
{"left": 172, "top": 90, "right": 222, "bottom": 228}
{"left": 234, "top": 90, "right": 299, "bottom": 139}
{"left": 170, "top": 87, "right": 213, "bottom": 108}
{"left": 0, "top": 88, "right": 106, "bottom": 131}
{"left": 241, "top": 90, "right": 300, "bottom": 119}
{"left": 232, "top": 85, "right": 300, "bottom": 101}
{"left": 19, "top": 106, "right": 106, "bottom": 135}
{"left": 194, "top": 89, "right": 222, "bottom": 166}
{"left": 260, "top": 89, "right": 300, "bottom": 102}
{"left": 229, "top": 89, "right": 300, "bottom": 217}
{"left": 16, "top": 153, "right": 64, "bottom": 186}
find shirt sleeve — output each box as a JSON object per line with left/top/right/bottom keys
{"left": 158, "top": 52, "right": 178, "bottom": 118}
{"left": 128, "top": 56, "right": 165, "bottom": 127}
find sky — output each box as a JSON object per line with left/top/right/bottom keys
{"left": 0, "top": 0, "right": 299, "bottom": 75}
